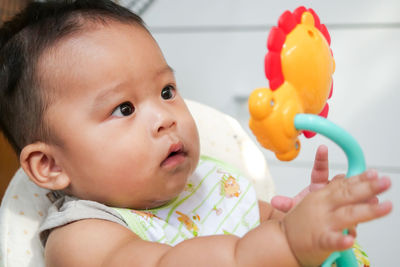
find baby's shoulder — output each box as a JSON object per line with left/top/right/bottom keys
{"left": 39, "top": 195, "right": 127, "bottom": 246}
{"left": 45, "top": 218, "right": 142, "bottom": 267}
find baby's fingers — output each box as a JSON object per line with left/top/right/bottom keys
{"left": 329, "top": 173, "right": 391, "bottom": 206}
{"left": 334, "top": 201, "right": 392, "bottom": 229}
{"left": 319, "top": 232, "right": 355, "bottom": 251}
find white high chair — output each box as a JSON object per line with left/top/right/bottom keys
{"left": 0, "top": 100, "right": 275, "bottom": 267}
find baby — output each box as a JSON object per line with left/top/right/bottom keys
{"left": 0, "top": 1, "right": 392, "bottom": 266}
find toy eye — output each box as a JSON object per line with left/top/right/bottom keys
{"left": 112, "top": 102, "right": 135, "bottom": 117}
{"left": 270, "top": 99, "right": 275, "bottom": 107}
{"left": 161, "top": 85, "right": 176, "bottom": 100}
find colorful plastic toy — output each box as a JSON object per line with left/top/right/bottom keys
{"left": 248, "top": 6, "right": 334, "bottom": 161}
{"left": 248, "top": 6, "right": 366, "bottom": 267}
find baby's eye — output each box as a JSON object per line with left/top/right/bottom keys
{"left": 161, "top": 85, "right": 176, "bottom": 100}
{"left": 111, "top": 102, "right": 135, "bottom": 117}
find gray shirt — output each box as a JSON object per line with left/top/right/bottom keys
{"left": 39, "top": 195, "right": 128, "bottom": 247}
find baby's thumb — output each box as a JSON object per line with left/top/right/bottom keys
{"left": 271, "top": 195, "right": 294, "bottom": 213}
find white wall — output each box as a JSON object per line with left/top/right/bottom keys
{"left": 142, "top": 1, "right": 400, "bottom": 266}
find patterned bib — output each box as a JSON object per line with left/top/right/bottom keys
{"left": 113, "top": 156, "right": 260, "bottom": 246}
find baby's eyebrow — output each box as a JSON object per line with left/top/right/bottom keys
{"left": 93, "top": 82, "right": 126, "bottom": 108}
{"left": 92, "top": 65, "right": 175, "bottom": 110}
{"left": 155, "top": 65, "right": 175, "bottom": 78}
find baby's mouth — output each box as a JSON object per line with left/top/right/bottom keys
{"left": 161, "top": 142, "right": 187, "bottom": 168}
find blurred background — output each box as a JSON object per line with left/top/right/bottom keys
{"left": 1, "top": 0, "right": 399, "bottom": 266}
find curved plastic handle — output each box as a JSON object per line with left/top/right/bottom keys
{"left": 294, "top": 114, "right": 366, "bottom": 267}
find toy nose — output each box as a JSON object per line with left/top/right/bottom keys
{"left": 248, "top": 88, "right": 273, "bottom": 120}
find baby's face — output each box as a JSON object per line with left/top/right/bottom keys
{"left": 39, "top": 21, "right": 200, "bottom": 209}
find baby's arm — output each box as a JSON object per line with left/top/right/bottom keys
{"left": 45, "top": 216, "right": 298, "bottom": 267}
{"left": 259, "top": 200, "right": 285, "bottom": 221}
{"left": 45, "top": 170, "right": 391, "bottom": 267}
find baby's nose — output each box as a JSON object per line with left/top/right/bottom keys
{"left": 152, "top": 109, "right": 176, "bottom": 136}
{"left": 156, "top": 119, "right": 176, "bottom": 134}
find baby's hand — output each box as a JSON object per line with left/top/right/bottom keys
{"left": 272, "top": 145, "right": 329, "bottom": 212}
{"left": 282, "top": 170, "right": 392, "bottom": 267}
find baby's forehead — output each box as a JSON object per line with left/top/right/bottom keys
{"left": 37, "top": 21, "right": 141, "bottom": 84}
{"left": 37, "top": 21, "right": 158, "bottom": 105}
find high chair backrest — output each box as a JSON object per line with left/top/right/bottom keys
{"left": 0, "top": 133, "right": 19, "bottom": 202}
{"left": 0, "top": 100, "right": 275, "bottom": 267}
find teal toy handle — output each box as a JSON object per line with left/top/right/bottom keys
{"left": 294, "top": 114, "right": 366, "bottom": 267}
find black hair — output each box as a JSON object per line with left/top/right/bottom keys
{"left": 0, "top": 0, "right": 147, "bottom": 154}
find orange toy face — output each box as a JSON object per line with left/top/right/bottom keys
{"left": 249, "top": 7, "right": 335, "bottom": 161}
{"left": 282, "top": 11, "right": 335, "bottom": 114}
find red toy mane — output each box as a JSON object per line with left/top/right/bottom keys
{"left": 265, "top": 6, "right": 331, "bottom": 90}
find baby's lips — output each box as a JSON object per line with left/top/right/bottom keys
{"left": 161, "top": 141, "right": 185, "bottom": 164}
{"left": 166, "top": 142, "right": 184, "bottom": 156}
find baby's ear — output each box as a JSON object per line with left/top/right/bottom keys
{"left": 20, "top": 142, "right": 70, "bottom": 190}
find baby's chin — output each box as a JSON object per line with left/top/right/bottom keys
{"left": 125, "top": 195, "right": 179, "bottom": 210}
{"left": 146, "top": 197, "right": 179, "bottom": 209}
{"left": 146, "top": 184, "right": 188, "bottom": 209}
{"left": 129, "top": 184, "right": 187, "bottom": 210}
